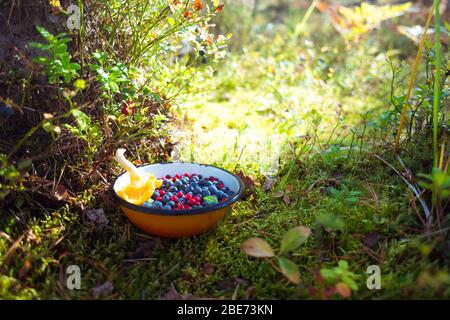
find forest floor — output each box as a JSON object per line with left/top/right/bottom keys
{"left": 1, "top": 4, "right": 448, "bottom": 299}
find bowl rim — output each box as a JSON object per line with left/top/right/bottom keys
{"left": 111, "top": 162, "right": 245, "bottom": 216}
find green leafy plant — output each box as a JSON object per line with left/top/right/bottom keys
{"left": 29, "top": 26, "right": 80, "bottom": 84}
{"left": 319, "top": 260, "right": 359, "bottom": 298}
{"left": 241, "top": 226, "right": 311, "bottom": 284}
{"left": 329, "top": 186, "right": 362, "bottom": 208}
{"left": 89, "top": 51, "right": 136, "bottom": 98}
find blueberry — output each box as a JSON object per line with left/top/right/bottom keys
{"left": 205, "top": 181, "right": 213, "bottom": 187}
{"left": 198, "top": 174, "right": 203, "bottom": 179}
{"left": 181, "top": 177, "right": 189, "bottom": 184}
{"left": 190, "top": 176, "right": 199, "bottom": 182}
{"left": 194, "top": 187, "right": 202, "bottom": 194}
{"left": 0, "top": 103, "right": 13, "bottom": 117}
{"left": 163, "top": 205, "right": 172, "bottom": 210}
{"left": 222, "top": 187, "right": 230, "bottom": 193}
{"left": 162, "top": 195, "right": 170, "bottom": 203}
{"left": 199, "top": 49, "right": 206, "bottom": 56}
{"left": 153, "top": 201, "right": 163, "bottom": 208}
{"left": 175, "top": 180, "right": 183, "bottom": 187}
{"left": 168, "top": 201, "right": 176, "bottom": 207}
{"left": 202, "top": 190, "right": 211, "bottom": 197}
{"left": 152, "top": 191, "right": 160, "bottom": 199}
{"left": 227, "top": 191, "right": 235, "bottom": 197}
{"left": 189, "top": 181, "right": 199, "bottom": 188}
{"left": 166, "top": 180, "right": 174, "bottom": 187}
{"left": 209, "top": 186, "right": 218, "bottom": 194}
{"left": 217, "top": 191, "right": 227, "bottom": 199}
{"left": 168, "top": 186, "right": 178, "bottom": 192}
{"left": 143, "top": 201, "right": 153, "bottom": 207}
{"left": 201, "top": 56, "right": 208, "bottom": 64}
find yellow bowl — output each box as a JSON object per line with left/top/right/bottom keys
{"left": 112, "top": 163, "right": 244, "bottom": 238}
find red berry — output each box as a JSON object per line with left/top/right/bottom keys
{"left": 193, "top": 196, "right": 201, "bottom": 203}
{"left": 183, "top": 205, "right": 191, "bottom": 209}
{"left": 188, "top": 198, "right": 196, "bottom": 205}
{"left": 122, "top": 106, "right": 133, "bottom": 115}
{"left": 218, "top": 183, "right": 224, "bottom": 189}
{"left": 172, "top": 177, "right": 177, "bottom": 182}
{"left": 170, "top": 195, "right": 178, "bottom": 203}
{"left": 155, "top": 196, "right": 162, "bottom": 202}
{"left": 177, "top": 191, "right": 184, "bottom": 198}
{"left": 185, "top": 193, "right": 192, "bottom": 200}
{"left": 209, "top": 176, "right": 215, "bottom": 181}
{"left": 165, "top": 175, "right": 171, "bottom": 179}
{"left": 183, "top": 173, "right": 191, "bottom": 178}
{"left": 159, "top": 190, "right": 165, "bottom": 196}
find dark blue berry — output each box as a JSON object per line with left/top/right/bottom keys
{"left": 152, "top": 191, "right": 160, "bottom": 199}
{"left": 163, "top": 205, "right": 172, "bottom": 210}
{"left": 0, "top": 103, "right": 14, "bottom": 117}
{"left": 181, "top": 177, "right": 189, "bottom": 184}
{"left": 194, "top": 187, "right": 202, "bottom": 194}
{"left": 168, "top": 186, "right": 178, "bottom": 192}
{"left": 175, "top": 180, "right": 183, "bottom": 187}
{"left": 189, "top": 181, "right": 199, "bottom": 188}
{"left": 202, "top": 189, "right": 211, "bottom": 197}
{"left": 217, "top": 191, "right": 227, "bottom": 199}
{"left": 162, "top": 195, "right": 170, "bottom": 203}
{"left": 209, "top": 186, "right": 218, "bottom": 194}
{"left": 168, "top": 201, "right": 176, "bottom": 207}
{"left": 153, "top": 201, "right": 163, "bottom": 208}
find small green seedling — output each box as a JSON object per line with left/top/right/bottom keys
{"left": 241, "top": 226, "right": 311, "bottom": 284}
{"left": 29, "top": 26, "right": 80, "bottom": 84}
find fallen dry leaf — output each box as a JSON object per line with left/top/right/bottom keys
{"left": 363, "top": 232, "right": 382, "bottom": 249}
{"left": 92, "top": 281, "right": 114, "bottom": 299}
{"left": 282, "top": 193, "right": 291, "bottom": 204}
{"left": 202, "top": 263, "right": 214, "bottom": 275}
{"left": 262, "top": 176, "right": 276, "bottom": 191}
{"left": 285, "top": 184, "right": 294, "bottom": 193}
{"left": 127, "top": 239, "right": 160, "bottom": 259}
{"left": 335, "top": 282, "right": 352, "bottom": 298}
{"left": 241, "top": 238, "right": 275, "bottom": 258}
{"left": 18, "top": 259, "right": 32, "bottom": 279}
{"left": 273, "top": 190, "right": 284, "bottom": 198}
{"left": 85, "top": 208, "right": 109, "bottom": 226}
{"left": 54, "top": 184, "right": 69, "bottom": 201}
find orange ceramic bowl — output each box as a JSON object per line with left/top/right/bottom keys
{"left": 112, "top": 163, "right": 244, "bottom": 238}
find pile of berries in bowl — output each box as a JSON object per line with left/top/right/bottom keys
{"left": 112, "top": 162, "right": 244, "bottom": 238}
{"left": 145, "top": 173, "right": 235, "bottom": 210}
